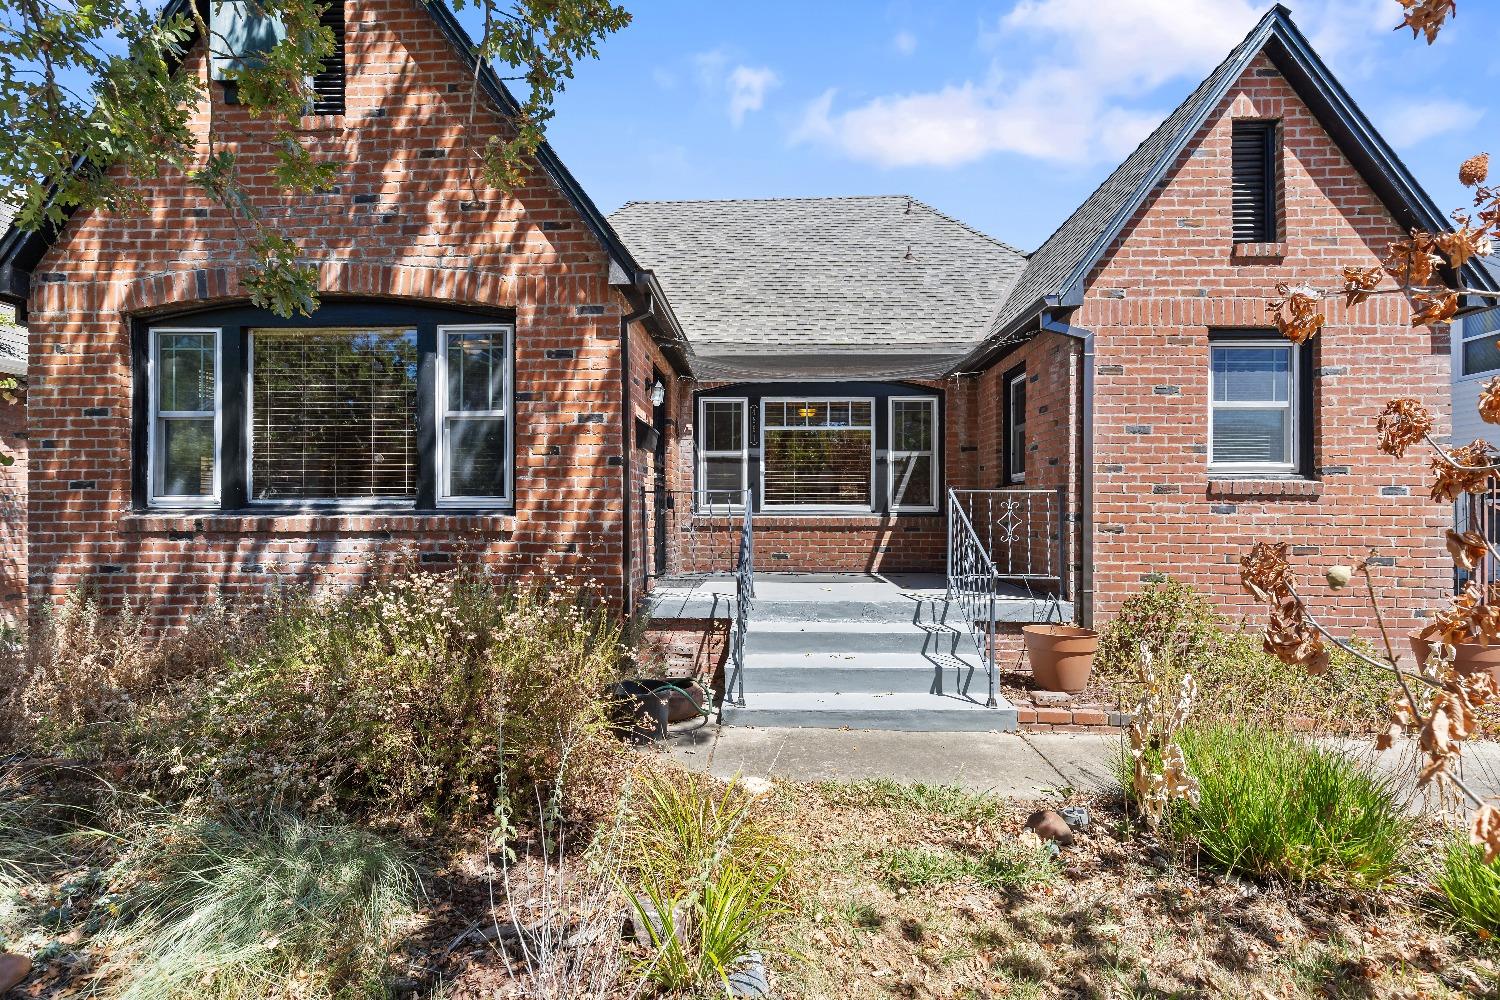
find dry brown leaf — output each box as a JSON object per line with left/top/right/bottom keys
{"left": 1375, "top": 397, "right": 1433, "bottom": 458}
{"left": 1384, "top": 232, "right": 1445, "bottom": 288}
{"left": 1341, "top": 265, "right": 1384, "bottom": 307}
{"left": 1398, "top": 0, "right": 1458, "bottom": 44}
{"left": 1446, "top": 528, "right": 1489, "bottom": 570}
{"left": 1431, "top": 439, "right": 1495, "bottom": 502}
{"left": 1471, "top": 804, "right": 1500, "bottom": 864}
{"left": 1460, "top": 153, "right": 1491, "bottom": 188}
{"left": 1239, "top": 541, "right": 1292, "bottom": 602}
{"left": 1412, "top": 289, "right": 1460, "bottom": 326}
{"left": 1267, "top": 283, "right": 1325, "bottom": 344}
{"left": 1479, "top": 376, "right": 1500, "bottom": 425}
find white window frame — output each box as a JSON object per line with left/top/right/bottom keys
{"left": 147, "top": 326, "right": 222, "bottom": 509}
{"left": 696, "top": 396, "right": 749, "bottom": 511}
{"left": 436, "top": 324, "right": 514, "bottom": 507}
{"left": 245, "top": 326, "right": 423, "bottom": 508}
{"left": 1208, "top": 338, "right": 1298, "bottom": 474}
{"left": 888, "top": 396, "right": 939, "bottom": 513}
{"left": 1457, "top": 308, "right": 1500, "bottom": 381}
{"left": 1007, "top": 373, "right": 1027, "bottom": 484}
{"left": 760, "top": 396, "right": 876, "bottom": 513}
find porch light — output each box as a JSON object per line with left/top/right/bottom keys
{"left": 650, "top": 380, "right": 666, "bottom": 406}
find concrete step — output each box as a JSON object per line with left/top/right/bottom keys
{"left": 744, "top": 620, "right": 969, "bottom": 656}
{"left": 740, "top": 651, "right": 990, "bottom": 695}
{"left": 719, "top": 691, "right": 1018, "bottom": 732}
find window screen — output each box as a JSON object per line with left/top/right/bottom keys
{"left": 699, "top": 398, "right": 748, "bottom": 506}
{"left": 1210, "top": 342, "right": 1295, "bottom": 468}
{"left": 441, "top": 328, "right": 509, "bottom": 501}
{"left": 152, "top": 331, "right": 217, "bottom": 501}
{"left": 1231, "top": 121, "right": 1277, "bottom": 243}
{"left": 762, "top": 399, "right": 873, "bottom": 508}
{"left": 890, "top": 398, "right": 937, "bottom": 510}
{"left": 250, "top": 328, "right": 418, "bottom": 500}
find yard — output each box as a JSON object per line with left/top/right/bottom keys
{"left": 2, "top": 569, "right": 1499, "bottom": 999}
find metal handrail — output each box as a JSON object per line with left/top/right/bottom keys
{"left": 946, "top": 489, "right": 1001, "bottom": 708}
{"left": 725, "top": 490, "right": 754, "bottom": 712}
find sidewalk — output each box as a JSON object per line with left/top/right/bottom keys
{"left": 664, "top": 724, "right": 1500, "bottom": 804}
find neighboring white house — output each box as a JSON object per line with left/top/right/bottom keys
{"left": 1453, "top": 258, "right": 1500, "bottom": 444}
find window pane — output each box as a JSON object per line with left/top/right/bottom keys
{"left": 892, "top": 400, "right": 934, "bottom": 452}
{"left": 1213, "top": 408, "right": 1288, "bottom": 465}
{"left": 1010, "top": 379, "right": 1026, "bottom": 420}
{"left": 251, "top": 328, "right": 418, "bottom": 500}
{"left": 159, "top": 333, "right": 215, "bottom": 412}
{"left": 159, "top": 418, "right": 215, "bottom": 496}
{"left": 764, "top": 428, "right": 872, "bottom": 506}
{"left": 1213, "top": 346, "right": 1289, "bottom": 402}
{"left": 703, "top": 401, "right": 744, "bottom": 452}
{"left": 447, "top": 416, "right": 506, "bottom": 498}
{"left": 446, "top": 331, "right": 506, "bottom": 412}
{"left": 1464, "top": 332, "right": 1500, "bottom": 376}
{"left": 703, "top": 455, "right": 744, "bottom": 504}
{"left": 891, "top": 453, "right": 933, "bottom": 508}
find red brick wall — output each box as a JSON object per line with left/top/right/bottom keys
{"left": 1078, "top": 55, "right": 1451, "bottom": 636}
{"left": 0, "top": 383, "right": 25, "bottom": 628}
{"left": 25, "top": 0, "right": 633, "bottom": 621}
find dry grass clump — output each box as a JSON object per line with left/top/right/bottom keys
{"left": 1095, "top": 577, "right": 1392, "bottom": 733}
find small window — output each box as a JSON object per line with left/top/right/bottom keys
{"left": 1461, "top": 307, "right": 1500, "bottom": 377}
{"left": 249, "top": 327, "right": 419, "bottom": 502}
{"left": 890, "top": 397, "right": 937, "bottom": 511}
{"left": 1209, "top": 339, "right": 1297, "bottom": 471}
{"left": 1005, "top": 372, "right": 1026, "bottom": 484}
{"left": 439, "top": 326, "right": 513, "bottom": 503}
{"left": 309, "top": 1, "right": 346, "bottom": 115}
{"left": 762, "top": 398, "right": 874, "bottom": 509}
{"left": 1231, "top": 120, "right": 1278, "bottom": 243}
{"left": 149, "top": 328, "right": 220, "bottom": 506}
{"left": 699, "top": 398, "right": 748, "bottom": 508}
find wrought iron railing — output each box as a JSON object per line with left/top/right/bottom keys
{"left": 947, "top": 487, "right": 1068, "bottom": 598}
{"left": 946, "top": 489, "right": 1001, "bottom": 708}
{"left": 725, "top": 495, "right": 755, "bottom": 711}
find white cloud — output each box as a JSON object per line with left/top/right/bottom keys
{"left": 893, "top": 30, "right": 917, "bottom": 56}
{"left": 727, "top": 64, "right": 779, "bottom": 125}
{"left": 1378, "top": 98, "right": 1485, "bottom": 146}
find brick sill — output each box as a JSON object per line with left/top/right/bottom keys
{"left": 297, "top": 114, "right": 345, "bottom": 132}
{"left": 122, "top": 511, "right": 517, "bottom": 534}
{"left": 1231, "top": 241, "right": 1289, "bottom": 261}
{"left": 1207, "top": 478, "right": 1321, "bottom": 499}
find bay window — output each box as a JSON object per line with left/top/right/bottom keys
{"left": 136, "top": 303, "right": 515, "bottom": 511}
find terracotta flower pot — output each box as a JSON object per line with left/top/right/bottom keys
{"left": 1023, "top": 624, "right": 1099, "bottom": 694}
{"left": 1408, "top": 632, "right": 1500, "bottom": 683}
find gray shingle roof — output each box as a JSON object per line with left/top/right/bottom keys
{"left": 609, "top": 195, "right": 1026, "bottom": 379}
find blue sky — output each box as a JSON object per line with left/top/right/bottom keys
{"left": 471, "top": 0, "right": 1500, "bottom": 252}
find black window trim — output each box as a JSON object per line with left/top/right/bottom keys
{"left": 1207, "top": 327, "right": 1314, "bottom": 478}
{"left": 131, "top": 299, "right": 518, "bottom": 514}
{"left": 694, "top": 381, "right": 944, "bottom": 516}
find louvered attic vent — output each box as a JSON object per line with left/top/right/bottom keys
{"left": 1231, "top": 120, "right": 1277, "bottom": 243}
{"left": 309, "top": 1, "right": 347, "bottom": 115}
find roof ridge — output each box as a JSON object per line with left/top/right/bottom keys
{"left": 614, "top": 194, "right": 917, "bottom": 207}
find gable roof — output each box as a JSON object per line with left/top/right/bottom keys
{"left": 0, "top": 0, "right": 690, "bottom": 372}
{"left": 960, "top": 3, "right": 1500, "bottom": 370}
{"left": 609, "top": 195, "right": 1027, "bottom": 380}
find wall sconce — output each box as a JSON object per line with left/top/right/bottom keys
{"left": 649, "top": 380, "right": 666, "bottom": 407}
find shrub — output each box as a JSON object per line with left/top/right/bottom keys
{"left": 109, "top": 813, "right": 419, "bottom": 1000}
{"left": 1438, "top": 835, "right": 1500, "bottom": 937}
{"left": 1119, "top": 725, "right": 1414, "bottom": 888}
{"left": 155, "top": 571, "right": 630, "bottom": 822}
{"left": 1096, "top": 578, "right": 1390, "bottom": 733}
{"left": 614, "top": 769, "right": 789, "bottom": 992}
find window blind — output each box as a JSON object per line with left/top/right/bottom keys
{"left": 310, "top": 1, "right": 346, "bottom": 115}
{"left": 1232, "top": 121, "right": 1275, "bottom": 242}
{"left": 251, "top": 328, "right": 418, "bottom": 500}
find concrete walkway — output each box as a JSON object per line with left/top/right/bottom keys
{"left": 665, "top": 724, "right": 1500, "bottom": 805}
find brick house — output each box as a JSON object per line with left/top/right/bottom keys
{"left": 1, "top": 3, "right": 1495, "bottom": 726}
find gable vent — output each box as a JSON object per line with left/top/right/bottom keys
{"left": 1231, "top": 120, "right": 1277, "bottom": 243}
{"left": 309, "top": 1, "right": 346, "bottom": 115}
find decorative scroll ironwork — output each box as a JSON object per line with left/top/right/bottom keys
{"left": 946, "top": 489, "right": 1002, "bottom": 708}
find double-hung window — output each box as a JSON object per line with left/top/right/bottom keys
{"left": 149, "top": 329, "right": 221, "bottom": 506}
{"left": 1209, "top": 337, "right": 1298, "bottom": 472}
{"left": 762, "top": 398, "right": 874, "bottom": 510}
{"left": 1460, "top": 307, "right": 1500, "bottom": 378}
{"left": 1005, "top": 371, "right": 1027, "bottom": 484}
{"left": 139, "top": 305, "right": 515, "bottom": 511}
{"left": 698, "top": 398, "right": 748, "bottom": 507}
{"left": 889, "top": 397, "right": 937, "bottom": 511}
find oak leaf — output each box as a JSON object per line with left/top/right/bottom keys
{"left": 1375, "top": 397, "right": 1433, "bottom": 458}
{"left": 1479, "top": 376, "right": 1500, "bottom": 425}
{"left": 1446, "top": 529, "right": 1489, "bottom": 571}
{"left": 1341, "top": 266, "right": 1383, "bottom": 307}
{"left": 1397, "top": 0, "right": 1458, "bottom": 44}
{"left": 1471, "top": 804, "right": 1500, "bottom": 864}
